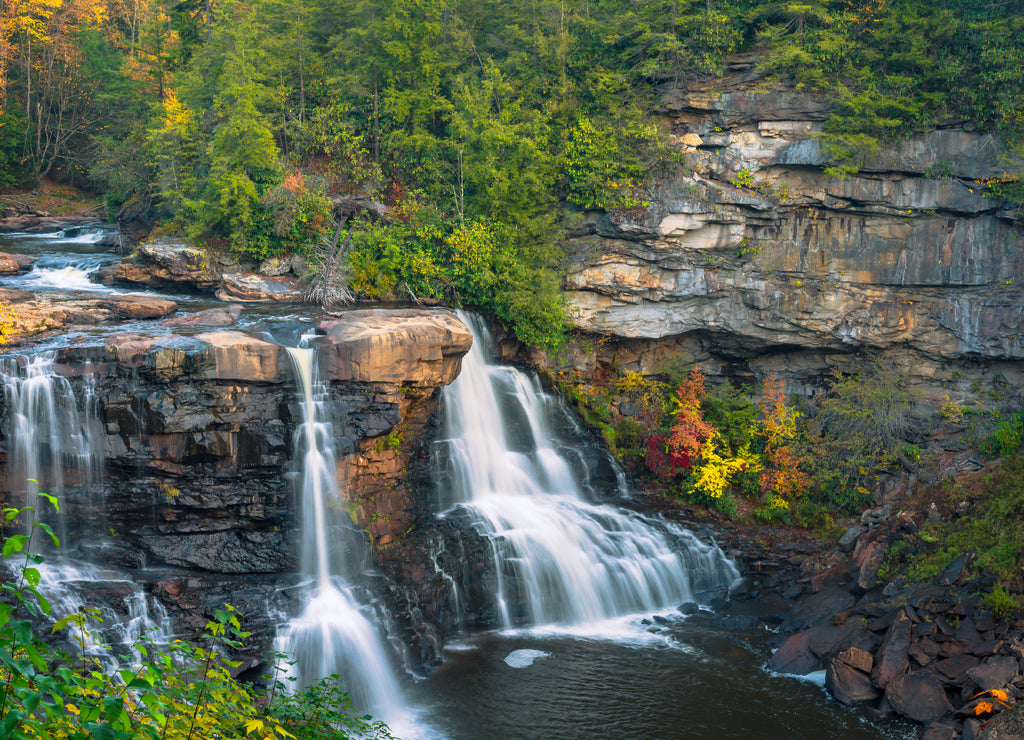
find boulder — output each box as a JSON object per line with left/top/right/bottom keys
{"left": 104, "top": 334, "right": 157, "bottom": 364}
{"left": 967, "top": 656, "right": 1020, "bottom": 691}
{"left": 978, "top": 707, "right": 1024, "bottom": 740}
{"left": 872, "top": 611, "right": 913, "bottom": 689}
{"left": 779, "top": 586, "right": 855, "bottom": 633}
{"left": 838, "top": 525, "right": 864, "bottom": 553}
{"left": 0, "top": 252, "right": 37, "bottom": 274}
{"left": 216, "top": 273, "right": 304, "bottom": 302}
{"left": 825, "top": 657, "right": 879, "bottom": 705}
{"left": 920, "top": 723, "right": 957, "bottom": 740}
{"left": 932, "top": 654, "right": 981, "bottom": 681}
{"left": 194, "top": 331, "right": 286, "bottom": 383}
{"left": 99, "top": 294, "right": 177, "bottom": 320}
{"left": 163, "top": 304, "right": 242, "bottom": 328}
{"left": 885, "top": 670, "right": 953, "bottom": 724}
{"left": 770, "top": 620, "right": 874, "bottom": 675}
{"left": 836, "top": 646, "right": 874, "bottom": 673}
{"left": 856, "top": 539, "right": 887, "bottom": 590}
{"left": 112, "top": 240, "right": 223, "bottom": 290}
{"left": 114, "top": 193, "right": 157, "bottom": 243}
{"left": 319, "top": 309, "right": 473, "bottom": 387}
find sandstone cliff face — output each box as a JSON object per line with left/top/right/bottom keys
{"left": 561, "top": 55, "right": 1024, "bottom": 404}
{"left": 0, "top": 309, "right": 472, "bottom": 660}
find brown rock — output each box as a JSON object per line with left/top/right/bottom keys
{"left": 215, "top": 273, "right": 303, "bottom": 302}
{"left": 113, "top": 240, "right": 223, "bottom": 290}
{"left": 978, "top": 706, "right": 1024, "bottom": 739}
{"left": 99, "top": 294, "right": 177, "bottom": 319}
{"left": 163, "top": 304, "right": 242, "bottom": 327}
{"left": 963, "top": 718, "right": 983, "bottom": 740}
{"left": 195, "top": 331, "right": 286, "bottom": 382}
{"left": 104, "top": 334, "right": 157, "bottom": 364}
{"left": 933, "top": 654, "right": 981, "bottom": 681}
{"left": 873, "top": 611, "right": 913, "bottom": 689}
{"left": 836, "top": 646, "right": 874, "bottom": 673}
{"left": 826, "top": 657, "right": 880, "bottom": 705}
{"left": 885, "top": 670, "right": 953, "bottom": 724}
{"left": 967, "top": 656, "right": 1020, "bottom": 691}
{"left": 0, "top": 287, "right": 32, "bottom": 302}
{"left": 320, "top": 309, "right": 473, "bottom": 387}
{"left": 0, "top": 252, "right": 36, "bottom": 274}
{"left": 920, "top": 723, "right": 957, "bottom": 740}
{"left": 856, "top": 540, "right": 887, "bottom": 590}
{"left": 770, "top": 620, "right": 874, "bottom": 675}
{"left": 780, "top": 586, "right": 855, "bottom": 633}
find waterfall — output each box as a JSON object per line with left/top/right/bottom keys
{"left": 274, "top": 346, "right": 403, "bottom": 720}
{"left": 438, "top": 313, "right": 739, "bottom": 628}
{"left": 1, "top": 353, "right": 104, "bottom": 541}
{"left": 0, "top": 353, "right": 170, "bottom": 665}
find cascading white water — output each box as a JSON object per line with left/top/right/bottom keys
{"left": 2, "top": 353, "right": 103, "bottom": 536}
{"left": 275, "top": 346, "right": 402, "bottom": 720}
{"left": 0, "top": 353, "right": 172, "bottom": 664}
{"left": 439, "top": 313, "right": 740, "bottom": 628}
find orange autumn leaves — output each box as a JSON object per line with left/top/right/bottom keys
{"left": 653, "top": 369, "right": 809, "bottom": 517}
{"left": 971, "top": 688, "right": 1013, "bottom": 718}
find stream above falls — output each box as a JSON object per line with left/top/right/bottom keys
{"left": 0, "top": 228, "right": 915, "bottom": 739}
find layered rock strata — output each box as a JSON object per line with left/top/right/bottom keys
{"left": 559, "top": 54, "right": 1024, "bottom": 407}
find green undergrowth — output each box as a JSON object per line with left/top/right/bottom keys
{"left": 553, "top": 361, "right": 922, "bottom": 527}
{"left": 880, "top": 455, "right": 1024, "bottom": 605}
{"left": 0, "top": 495, "right": 394, "bottom": 740}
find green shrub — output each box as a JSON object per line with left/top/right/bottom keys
{"left": 347, "top": 208, "right": 566, "bottom": 349}
{"left": 981, "top": 584, "right": 1021, "bottom": 622}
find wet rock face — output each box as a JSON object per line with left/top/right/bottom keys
{"left": 559, "top": 55, "right": 1024, "bottom": 404}
{"left": 0, "top": 310, "right": 473, "bottom": 663}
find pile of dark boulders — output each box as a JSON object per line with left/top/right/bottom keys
{"left": 701, "top": 505, "right": 1024, "bottom": 739}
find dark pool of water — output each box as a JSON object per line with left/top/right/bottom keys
{"left": 409, "top": 617, "right": 912, "bottom": 740}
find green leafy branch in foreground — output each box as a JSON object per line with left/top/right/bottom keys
{"left": 0, "top": 493, "right": 395, "bottom": 740}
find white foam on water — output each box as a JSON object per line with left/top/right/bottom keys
{"left": 503, "top": 649, "right": 550, "bottom": 668}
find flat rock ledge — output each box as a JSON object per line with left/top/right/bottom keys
{"left": 94, "top": 308, "right": 472, "bottom": 388}
{"left": 319, "top": 308, "right": 473, "bottom": 386}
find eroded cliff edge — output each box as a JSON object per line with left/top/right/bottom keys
{"left": 558, "top": 55, "right": 1024, "bottom": 406}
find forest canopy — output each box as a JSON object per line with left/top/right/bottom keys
{"left": 0, "top": 0, "right": 1022, "bottom": 344}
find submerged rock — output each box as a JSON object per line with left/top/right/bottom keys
{"left": 504, "top": 649, "right": 551, "bottom": 668}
